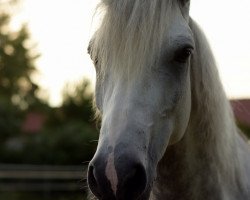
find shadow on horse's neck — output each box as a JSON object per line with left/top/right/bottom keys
{"left": 154, "top": 19, "right": 249, "bottom": 200}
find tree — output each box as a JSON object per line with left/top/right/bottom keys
{"left": 0, "top": 0, "right": 99, "bottom": 165}
{"left": 0, "top": 0, "right": 43, "bottom": 141}
{"left": 62, "top": 80, "right": 93, "bottom": 123}
{"left": 0, "top": 0, "right": 41, "bottom": 110}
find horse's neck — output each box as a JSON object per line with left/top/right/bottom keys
{"left": 152, "top": 19, "right": 250, "bottom": 200}
{"left": 153, "top": 100, "right": 250, "bottom": 200}
{"left": 153, "top": 129, "right": 250, "bottom": 200}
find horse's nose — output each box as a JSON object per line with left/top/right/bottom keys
{"left": 88, "top": 162, "right": 116, "bottom": 200}
{"left": 116, "top": 161, "right": 147, "bottom": 200}
{"left": 88, "top": 156, "right": 147, "bottom": 200}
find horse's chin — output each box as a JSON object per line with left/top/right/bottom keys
{"left": 88, "top": 189, "right": 152, "bottom": 200}
{"left": 136, "top": 177, "right": 154, "bottom": 200}
{"left": 137, "top": 187, "right": 152, "bottom": 200}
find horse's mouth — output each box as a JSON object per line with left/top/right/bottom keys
{"left": 88, "top": 182, "right": 152, "bottom": 200}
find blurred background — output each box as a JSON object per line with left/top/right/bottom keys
{"left": 0, "top": 0, "right": 249, "bottom": 200}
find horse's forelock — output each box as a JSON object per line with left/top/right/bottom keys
{"left": 91, "top": 0, "right": 173, "bottom": 79}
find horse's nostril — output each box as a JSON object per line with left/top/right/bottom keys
{"left": 88, "top": 159, "right": 147, "bottom": 200}
{"left": 87, "top": 165, "right": 101, "bottom": 199}
{"left": 117, "top": 164, "right": 147, "bottom": 200}
{"left": 88, "top": 163, "right": 116, "bottom": 200}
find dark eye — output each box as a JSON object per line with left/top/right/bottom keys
{"left": 179, "top": 0, "right": 190, "bottom": 6}
{"left": 174, "top": 47, "right": 193, "bottom": 63}
{"left": 87, "top": 44, "right": 99, "bottom": 67}
{"left": 93, "top": 57, "right": 98, "bottom": 66}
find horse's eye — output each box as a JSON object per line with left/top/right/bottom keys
{"left": 174, "top": 47, "right": 193, "bottom": 63}
{"left": 94, "top": 58, "right": 98, "bottom": 66}
{"left": 88, "top": 47, "right": 99, "bottom": 67}
{"left": 179, "top": 0, "right": 190, "bottom": 6}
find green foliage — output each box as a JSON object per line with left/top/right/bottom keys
{"left": 61, "top": 80, "right": 93, "bottom": 123}
{"left": 0, "top": 121, "right": 98, "bottom": 165}
{"left": 24, "top": 121, "right": 97, "bottom": 165}
{"left": 0, "top": 6, "right": 40, "bottom": 110}
{"left": 0, "top": 105, "right": 22, "bottom": 140}
{"left": 238, "top": 123, "right": 250, "bottom": 139}
{"left": 0, "top": 0, "right": 43, "bottom": 145}
{"left": 0, "top": 0, "right": 99, "bottom": 166}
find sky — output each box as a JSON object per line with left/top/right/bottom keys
{"left": 11, "top": 0, "right": 250, "bottom": 106}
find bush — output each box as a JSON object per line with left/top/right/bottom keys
{"left": 0, "top": 121, "right": 98, "bottom": 165}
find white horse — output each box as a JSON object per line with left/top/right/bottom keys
{"left": 87, "top": 0, "right": 250, "bottom": 199}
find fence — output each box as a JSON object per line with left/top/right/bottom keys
{"left": 0, "top": 164, "right": 87, "bottom": 192}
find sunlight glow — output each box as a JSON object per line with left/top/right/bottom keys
{"left": 12, "top": 0, "right": 250, "bottom": 106}
{"left": 191, "top": 0, "right": 250, "bottom": 100}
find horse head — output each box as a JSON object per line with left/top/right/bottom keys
{"left": 88, "top": 0, "right": 194, "bottom": 199}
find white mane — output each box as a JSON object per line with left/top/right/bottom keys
{"left": 90, "top": 0, "right": 173, "bottom": 78}
{"left": 187, "top": 19, "right": 249, "bottom": 196}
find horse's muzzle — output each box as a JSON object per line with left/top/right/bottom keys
{"left": 88, "top": 154, "right": 148, "bottom": 200}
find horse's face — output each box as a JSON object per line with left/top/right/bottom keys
{"left": 88, "top": 1, "right": 194, "bottom": 199}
